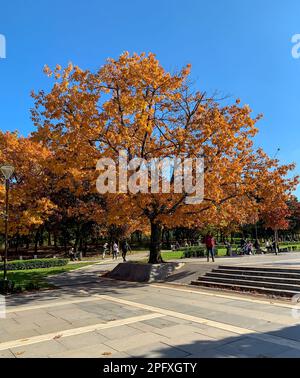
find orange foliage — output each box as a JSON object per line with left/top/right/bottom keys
{"left": 6, "top": 52, "right": 297, "bottom": 261}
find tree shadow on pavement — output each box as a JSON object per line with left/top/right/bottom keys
{"left": 125, "top": 323, "right": 300, "bottom": 358}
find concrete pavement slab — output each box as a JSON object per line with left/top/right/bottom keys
{"left": 49, "top": 343, "right": 123, "bottom": 358}
{"left": 10, "top": 340, "right": 68, "bottom": 358}
{"left": 125, "top": 342, "right": 191, "bottom": 358}
{"left": 192, "top": 323, "right": 241, "bottom": 340}
{"left": 0, "top": 349, "right": 15, "bottom": 358}
{"left": 96, "top": 324, "right": 143, "bottom": 340}
{"left": 142, "top": 317, "right": 179, "bottom": 329}
{"left": 102, "top": 332, "right": 170, "bottom": 352}
{"left": 161, "top": 332, "right": 222, "bottom": 355}
{"left": 276, "top": 347, "right": 300, "bottom": 358}
{"left": 151, "top": 324, "right": 207, "bottom": 338}
{"left": 214, "top": 336, "right": 291, "bottom": 358}
{"left": 57, "top": 331, "right": 108, "bottom": 350}
{"left": 266, "top": 325, "right": 300, "bottom": 342}
{"left": 127, "top": 321, "right": 158, "bottom": 333}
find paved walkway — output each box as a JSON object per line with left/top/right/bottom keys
{"left": 2, "top": 253, "right": 300, "bottom": 358}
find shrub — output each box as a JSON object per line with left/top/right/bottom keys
{"left": 0, "top": 258, "right": 69, "bottom": 271}
{"left": 182, "top": 246, "right": 206, "bottom": 258}
{"left": 0, "top": 279, "right": 15, "bottom": 294}
{"left": 24, "top": 281, "right": 41, "bottom": 291}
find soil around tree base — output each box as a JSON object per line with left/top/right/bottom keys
{"left": 105, "top": 262, "right": 185, "bottom": 283}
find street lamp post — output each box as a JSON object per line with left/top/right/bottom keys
{"left": 1, "top": 165, "right": 14, "bottom": 282}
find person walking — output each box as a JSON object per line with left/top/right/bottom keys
{"left": 103, "top": 242, "right": 109, "bottom": 259}
{"left": 69, "top": 247, "right": 75, "bottom": 261}
{"left": 121, "top": 239, "right": 131, "bottom": 262}
{"left": 225, "top": 240, "right": 232, "bottom": 257}
{"left": 112, "top": 242, "right": 119, "bottom": 260}
{"left": 272, "top": 239, "right": 279, "bottom": 255}
{"left": 203, "top": 234, "right": 215, "bottom": 263}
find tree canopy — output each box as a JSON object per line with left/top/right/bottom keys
{"left": 0, "top": 52, "right": 298, "bottom": 263}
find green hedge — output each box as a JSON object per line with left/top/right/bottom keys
{"left": 182, "top": 245, "right": 227, "bottom": 258}
{"left": 0, "top": 258, "right": 69, "bottom": 271}
{"left": 182, "top": 246, "right": 206, "bottom": 258}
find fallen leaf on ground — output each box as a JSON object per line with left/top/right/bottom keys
{"left": 15, "top": 351, "right": 25, "bottom": 356}
{"left": 53, "top": 334, "right": 63, "bottom": 340}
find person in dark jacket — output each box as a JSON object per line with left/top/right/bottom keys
{"left": 272, "top": 239, "right": 279, "bottom": 255}
{"left": 254, "top": 239, "right": 262, "bottom": 254}
{"left": 121, "top": 239, "right": 131, "bottom": 262}
{"left": 203, "top": 234, "right": 215, "bottom": 263}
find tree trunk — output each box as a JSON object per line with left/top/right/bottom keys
{"left": 53, "top": 231, "right": 57, "bottom": 249}
{"left": 63, "top": 232, "right": 68, "bottom": 254}
{"left": 34, "top": 229, "right": 39, "bottom": 254}
{"left": 166, "top": 230, "right": 171, "bottom": 250}
{"left": 39, "top": 226, "right": 44, "bottom": 246}
{"left": 148, "top": 222, "right": 164, "bottom": 264}
{"left": 74, "top": 226, "right": 81, "bottom": 253}
{"left": 47, "top": 230, "right": 52, "bottom": 246}
{"left": 274, "top": 229, "right": 279, "bottom": 253}
{"left": 84, "top": 240, "right": 88, "bottom": 257}
{"left": 15, "top": 234, "right": 19, "bottom": 254}
{"left": 79, "top": 236, "right": 83, "bottom": 252}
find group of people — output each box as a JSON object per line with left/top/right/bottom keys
{"left": 103, "top": 240, "right": 131, "bottom": 262}
{"left": 171, "top": 240, "right": 193, "bottom": 251}
{"left": 240, "top": 238, "right": 279, "bottom": 255}
{"left": 68, "top": 240, "right": 131, "bottom": 262}
{"left": 238, "top": 239, "right": 260, "bottom": 255}
{"left": 202, "top": 234, "right": 281, "bottom": 263}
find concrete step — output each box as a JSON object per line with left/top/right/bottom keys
{"left": 196, "top": 276, "right": 300, "bottom": 292}
{"left": 191, "top": 279, "right": 300, "bottom": 298}
{"left": 212, "top": 268, "right": 300, "bottom": 279}
{"left": 218, "top": 265, "right": 300, "bottom": 274}
{"left": 206, "top": 272, "right": 300, "bottom": 285}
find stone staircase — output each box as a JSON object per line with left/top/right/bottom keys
{"left": 191, "top": 265, "right": 300, "bottom": 297}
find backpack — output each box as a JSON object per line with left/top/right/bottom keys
{"left": 205, "top": 236, "right": 214, "bottom": 248}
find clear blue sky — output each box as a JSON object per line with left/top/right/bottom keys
{"left": 0, "top": 0, "right": 299, "bottom": 196}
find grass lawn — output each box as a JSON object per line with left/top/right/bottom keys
{"left": 161, "top": 251, "right": 185, "bottom": 260}
{"left": 161, "top": 249, "right": 228, "bottom": 260}
{"left": 217, "top": 248, "right": 227, "bottom": 256}
{"left": 0, "top": 262, "right": 93, "bottom": 291}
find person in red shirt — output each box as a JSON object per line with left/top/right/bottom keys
{"left": 203, "top": 234, "right": 216, "bottom": 262}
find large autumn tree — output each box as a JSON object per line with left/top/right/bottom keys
{"left": 0, "top": 131, "right": 55, "bottom": 242}
{"left": 31, "top": 52, "right": 298, "bottom": 263}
